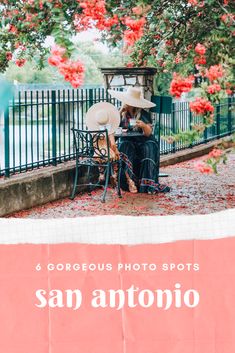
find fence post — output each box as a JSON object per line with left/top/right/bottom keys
{"left": 228, "top": 97, "right": 232, "bottom": 134}
{"left": 88, "top": 88, "right": 94, "bottom": 108}
{"left": 203, "top": 117, "right": 208, "bottom": 143}
{"left": 189, "top": 109, "right": 192, "bottom": 130}
{"left": 216, "top": 104, "right": 221, "bottom": 138}
{"left": 51, "top": 90, "right": 57, "bottom": 166}
{"left": 4, "top": 107, "right": 10, "bottom": 178}
{"left": 172, "top": 103, "right": 176, "bottom": 153}
{"left": 189, "top": 109, "right": 194, "bottom": 147}
{"left": 151, "top": 95, "right": 161, "bottom": 142}
{"left": 105, "top": 87, "right": 109, "bottom": 103}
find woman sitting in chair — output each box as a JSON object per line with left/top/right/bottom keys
{"left": 109, "top": 87, "right": 170, "bottom": 194}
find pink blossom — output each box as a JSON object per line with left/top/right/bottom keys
{"left": 206, "top": 64, "right": 224, "bottom": 82}
{"left": 15, "top": 59, "right": 26, "bottom": 67}
{"left": 188, "top": 0, "right": 204, "bottom": 6}
{"left": 126, "top": 62, "right": 134, "bottom": 68}
{"left": 190, "top": 98, "right": 214, "bottom": 115}
{"left": 51, "top": 45, "right": 66, "bottom": 57}
{"left": 226, "top": 89, "right": 232, "bottom": 95}
{"left": 207, "top": 83, "right": 221, "bottom": 94}
{"left": 48, "top": 46, "right": 85, "bottom": 88}
{"left": 9, "top": 24, "right": 18, "bottom": 34}
{"left": 195, "top": 43, "right": 206, "bottom": 55}
{"left": 194, "top": 55, "right": 206, "bottom": 65}
{"left": 208, "top": 149, "right": 223, "bottom": 159}
{"left": 170, "top": 73, "right": 194, "bottom": 98}
{"left": 132, "top": 6, "right": 143, "bottom": 15}
{"left": 6, "top": 52, "right": 12, "bottom": 61}
{"left": 195, "top": 161, "right": 213, "bottom": 174}
{"left": 123, "top": 17, "right": 146, "bottom": 45}
{"left": 48, "top": 55, "right": 63, "bottom": 67}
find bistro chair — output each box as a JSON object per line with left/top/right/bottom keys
{"left": 70, "top": 128, "right": 122, "bottom": 203}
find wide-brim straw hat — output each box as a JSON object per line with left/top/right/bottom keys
{"left": 108, "top": 86, "right": 156, "bottom": 109}
{"left": 85, "top": 102, "right": 120, "bottom": 135}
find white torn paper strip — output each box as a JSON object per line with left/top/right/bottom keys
{"left": 0, "top": 208, "right": 234, "bottom": 244}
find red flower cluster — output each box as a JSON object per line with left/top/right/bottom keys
{"left": 188, "top": 0, "right": 204, "bottom": 7}
{"left": 205, "top": 64, "right": 224, "bottom": 82}
{"left": 174, "top": 54, "right": 182, "bottom": 64}
{"left": 194, "top": 43, "right": 206, "bottom": 65}
{"left": 8, "top": 24, "right": 18, "bottom": 34}
{"left": 195, "top": 161, "right": 213, "bottom": 174}
{"left": 15, "top": 58, "right": 26, "bottom": 67}
{"left": 195, "top": 148, "right": 224, "bottom": 174}
{"left": 165, "top": 40, "right": 173, "bottom": 47}
{"left": 208, "top": 149, "right": 223, "bottom": 159}
{"left": 74, "top": 0, "right": 105, "bottom": 30}
{"left": 123, "top": 17, "right": 146, "bottom": 46}
{"left": 126, "top": 62, "right": 134, "bottom": 68}
{"left": 195, "top": 43, "right": 206, "bottom": 55}
{"left": 194, "top": 56, "right": 206, "bottom": 65}
{"left": 188, "top": 0, "right": 198, "bottom": 5}
{"left": 48, "top": 45, "right": 85, "bottom": 88}
{"left": 221, "top": 13, "right": 235, "bottom": 26}
{"left": 207, "top": 83, "right": 221, "bottom": 94}
{"left": 189, "top": 97, "right": 214, "bottom": 116}
{"left": 169, "top": 73, "right": 194, "bottom": 98}
{"left": 48, "top": 45, "right": 67, "bottom": 66}
{"left": 6, "top": 52, "right": 13, "bottom": 61}
{"left": 74, "top": 0, "right": 118, "bottom": 31}
{"left": 59, "top": 61, "right": 85, "bottom": 88}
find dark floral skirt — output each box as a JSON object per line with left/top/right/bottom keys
{"left": 118, "top": 137, "right": 163, "bottom": 193}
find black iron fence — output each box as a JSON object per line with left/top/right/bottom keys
{"left": 0, "top": 87, "right": 234, "bottom": 177}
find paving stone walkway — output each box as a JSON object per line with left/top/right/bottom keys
{"left": 9, "top": 153, "right": 235, "bottom": 218}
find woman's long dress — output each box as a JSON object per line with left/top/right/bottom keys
{"left": 119, "top": 109, "right": 167, "bottom": 193}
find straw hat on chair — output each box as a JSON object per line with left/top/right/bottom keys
{"left": 85, "top": 102, "right": 120, "bottom": 134}
{"left": 85, "top": 102, "right": 120, "bottom": 162}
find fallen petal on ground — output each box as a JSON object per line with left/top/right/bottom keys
{"left": 7, "top": 153, "right": 235, "bottom": 218}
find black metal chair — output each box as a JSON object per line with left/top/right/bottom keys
{"left": 70, "top": 128, "right": 122, "bottom": 203}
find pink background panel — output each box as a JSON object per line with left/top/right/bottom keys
{"left": 0, "top": 238, "right": 235, "bottom": 353}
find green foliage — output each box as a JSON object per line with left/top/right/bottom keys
{"left": 3, "top": 61, "right": 55, "bottom": 83}
{"left": 163, "top": 129, "right": 203, "bottom": 146}
{"left": 105, "top": 0, "right": 234, "bottom": 75}
{"left": 0, "top": 0, "right": 234, "bottom": 92}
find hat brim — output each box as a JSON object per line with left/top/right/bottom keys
{"left": 85, "top": 102, "right": 120, "bottom": 135}
{"left": 108, "top": 89, "right": 156, "bottom": 109}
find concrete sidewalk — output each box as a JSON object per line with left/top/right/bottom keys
{"left": 8, "top": 152, "right": 235, "bottom": 218}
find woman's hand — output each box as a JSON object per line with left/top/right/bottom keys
{"left": 135, "top": 120, "right": 152, "bottom": 137}
{"left": 111, "top": 143, "right": 120, "bottom": 160}
{"left": 135, "top": 120, "right": 145, "bottom": 129}
{"left": 109, "top": 134, "right": 120, "bottom": 160}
